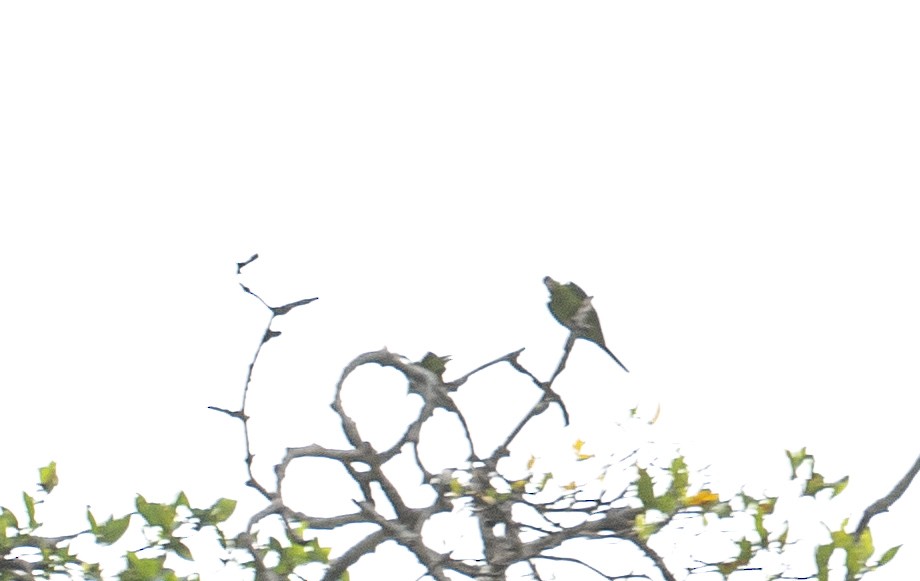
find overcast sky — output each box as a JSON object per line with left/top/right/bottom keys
{"left": 2, "top": 2, "right": 919, "bottom": 579}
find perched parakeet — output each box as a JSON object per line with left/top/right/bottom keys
{"left": 544, "top": 276, "right": 628, "bottom": 372}
{"left": 416, "top": 352, "right": 451, "bottom": 380}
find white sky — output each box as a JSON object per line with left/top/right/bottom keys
{"left": 2, "top": 2, "right": 919, "bottom": 580}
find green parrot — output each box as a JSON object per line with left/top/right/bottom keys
{"left": 416, "top": 352, "right": 451, "bottom": 380}
{"left": 544, "top": 276, "right": 629, "bottom": 372}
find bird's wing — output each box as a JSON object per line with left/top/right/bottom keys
{"left": 546, "top": 278, "right": 582, "bottom": 326}
{"left": 573, "top": 296, "right": 606, "bottom": 345}
{"left": 565, "top": 281, "right": 589, "bottom": 300}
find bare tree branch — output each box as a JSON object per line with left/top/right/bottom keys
{"left": 214, "top": 269, "right": 919, "bottom": 581}
{"left": 853, "top": 452, "right": 920, "bottom": 540}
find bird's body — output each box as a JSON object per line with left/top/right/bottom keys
{"left": 417, "top": 352, "right": 451, "bottom": 380}
{"left": 544, "top": 276, "right": 628, "bottom": 372}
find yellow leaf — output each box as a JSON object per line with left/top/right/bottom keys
{"left": 563, "top": 481, "right": 577, "bottom": 491}
{"left": 573, "top": 440, "right": 585, "bottom": 453}
{"left": 685, "top": 489, "right": 720, "bottom": 507}
{"left": 527, "top": 455, "right": 536, "bottom": 470}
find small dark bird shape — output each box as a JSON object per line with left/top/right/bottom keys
{"left": 544, "top": 276, "right": 628, "bottom": 372}
{"left": 416, "top": 352, "right": 451, "bottom": 380}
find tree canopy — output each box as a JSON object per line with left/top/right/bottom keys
{"left": 2, "top": 256, "right": 916, "bottom": 581}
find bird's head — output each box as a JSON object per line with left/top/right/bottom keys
{"left": 543, "top": 276, "right": 558, "bottom": 291}
{"left": 418, "top": 352, "right": 451, "bottom": 377}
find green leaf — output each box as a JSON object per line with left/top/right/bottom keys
{"left": 636, "top": 468, "right": 654, "bottom": 508}
{"left": 668, "top": 456, "right": 689, "bottom": 498}
{"left": 829, "top": 475, "right": 849, "bottom": 498}
{"left": 136, "top": 495, "right": 177, "bottom": 531}
{"left": 174, "top": 491, "right": 190, "bottom": 508}
{"left": 1, "top": 507, "right": 19, "bottom": 530}
{"left": 633, "top": 512, "right": 657, "bottom": 541}
{"left": 287, "top": 520, "right": 310, "bottom": 544}
{"left": 93, "top": 513, "right": 132, "bottom": 545}
{"left": 194, "top": 498, "right": 237, "bottom": 526}
{"left": 83, "top": 561, "right": 104, "bottom": 579}
{"left": 39, "top": 461, "right": 59, "bottom": 493}
{"left": 308, "top": 537, "right": 332, "bottom": 562}
{"left": 739, "top": 492, "right": 757, "bottom": 510}
{"left": 22, "top": 493, "right": 37, "bottom": 529}
{"left": 830, "top": 520, "right": 852, "bottom": 548}
{"left": 777, "top": 524, "right": 789, "bottom": 548}
{"left": 736, "top": 537, "right": 753, "bottom": 565}
{"left": 845, "top": 527, "right": 874, "bottom": 578}
{"left": 122, "top": 552, "right": 167, "bottom": 581}
{"left": 815, "top": 542, "right": 834, "bottom": 581}
{"left": 279, "top": 542, "right": 321, "bottom": 575}
{"left": 876, "top": 544, "right": 901, "bottom": 566}
{"left": 805, "top": 472, "right": 826, "bottom": 497}
{"left": 753, "top": 510, "right": 768, "bottom": 547}
{"left": 167, "top": 539, "right": 194, "bottom": 561}
{"left": 717, "top": 561, "right": 740, "bottom": 577}
{"left": 269, "top": 536, "right": 284, "bottom": 553}
{"left": 786, "top": 448, "right": 813, "bottom": 479}
{"left": 653, "top": 495, "right": 678, "bottom": 514}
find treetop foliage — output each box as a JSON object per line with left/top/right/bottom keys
{"left": 2, "top": 256, "right": 917, "bottom": 580}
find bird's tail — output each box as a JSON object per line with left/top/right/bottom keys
{"left": 599, "top": 343, "right": 629, "bottom": 373}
